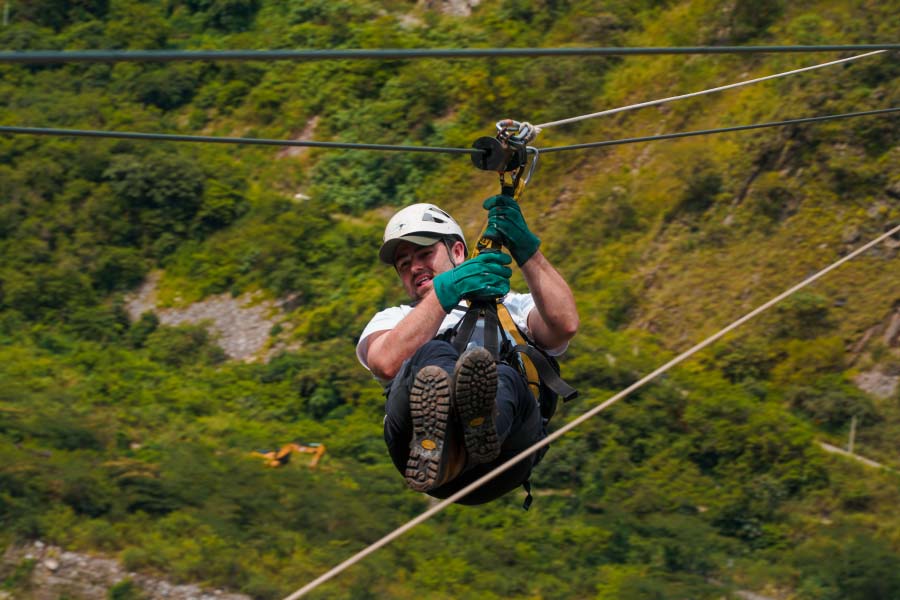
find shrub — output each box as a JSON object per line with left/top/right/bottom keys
{"left": 665, "top": 161, "right": 723, "bottom": 224}
{"left": 182, "top": 0, "right": 260, "bottom": 32}
{"left": 103, "top": 151, "right": 205, "bottom": 249}
{"left": 144, "top": 324, "right": 225, "bottom": 367}
{"left": 108, "top": 578, "right": 146, "bottom": 600}
{"left": 772, "top": 292, "right": 835, "bottom": 339}
{"left": 793, "top": 532, "right": 900, "bottom": 600}
{"left": 785, "top": 374, "right": 878, "bottom": 430}
{"left": 127, "top": 312, "right": 160, "bottom": 349}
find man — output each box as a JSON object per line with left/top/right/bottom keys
{"left": 356, "top": 197, "right": 578, "bottom": 504}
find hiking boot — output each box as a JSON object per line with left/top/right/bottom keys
{"left": 453, "top": 347, "right": 500, "bottom": 466}
{"left": 405, "top": 365, "right": 452, "bottom": 492}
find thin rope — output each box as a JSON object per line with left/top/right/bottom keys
{"left": 283, "top": 222, "right": 900, "bottom": 600}
{"left": 0, "top": 45, "right": 897, "bottom": 64}
{"left": 0, "top": 126, "right": 479, "bottom": 155}
{"left": 536, "top": 50, "right": 887, "bottom": 128}
{"left": 538, "top": 108, "right": 900, "bottom": 154}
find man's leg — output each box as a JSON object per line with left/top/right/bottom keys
{"left": 427, "top": 360, "right": 544, "bottom": 505}
{"left": 452, "top": 347, "right": 500, "bottom": 465}
{"left": 494, "top": 363, "right": 544, "bottom": 458}
{"left": 404, "top": 365, "right": 453, "bottom": 491}
{"left": 383, "top": 340, "right": 460, "bottom": 483}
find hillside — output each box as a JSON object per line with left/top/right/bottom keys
{"left": 1, "top": 1, "right": 899, "bottom": 599}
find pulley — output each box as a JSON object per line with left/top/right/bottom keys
{"left": 470, "top": 119, "right": 541, "bottom": 198}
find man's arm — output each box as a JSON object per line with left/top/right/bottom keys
{"left": 520, "top": 250, "right": 579, "bottom": 350}
{"left": 482, "top": 195, "right": 579, "bottom": 350}
{"left": 366, "top": 290, "right": 446, "bottom": 380}
{"left": 366, "top": 251, "right": 513, "bottom": 379}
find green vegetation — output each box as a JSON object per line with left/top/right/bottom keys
{"left": 1, "top": 0, "right": 899, "bottom": 599}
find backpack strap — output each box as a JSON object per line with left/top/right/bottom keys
{"left": 513, "top": 343, "right": 578, "bottom": 402}
{"left": 522, "top": 479, "right": 533, "bottom": 511}
{"left": 496, "top": 303, "right": 578, "bottom": 402}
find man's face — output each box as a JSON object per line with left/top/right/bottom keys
{"left": 394, "top": 239, "right": 465, "bottom": 301}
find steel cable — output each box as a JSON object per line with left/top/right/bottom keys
{"left": 0, "top": 45, "right": 897, "bottom": 64}
{"left": 0, "top": 126, "right": 479, "bottom": 155}
{"left": 538, "top": 108, "right": 900, "bottom": 153}
{"left": 2, "top": 108, "right": 895, "bottom": 156}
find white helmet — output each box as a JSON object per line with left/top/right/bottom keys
{"left": 379, "top": 203, "right": 467, "bottom": 264}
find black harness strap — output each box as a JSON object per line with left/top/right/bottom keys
{"left": 451, "top": 299, "right": 504, "bottom": 359}
{"left": 513, "top": 343, "right": 578, "bottom": 401}
{"left": 480, "top": 301, "right": 501, "bottom": 359}
{"left": 450, "top": 305, "right": 481, "bottom": 355}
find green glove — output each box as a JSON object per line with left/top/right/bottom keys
{"left": 483, "top": 195, "right": 541, "bottom": 266}
{"left": 432, "top": 252, "right": 512, "bottom": 312}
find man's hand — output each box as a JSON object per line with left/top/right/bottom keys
{"left": 483, "top": 195, "right": 541, "bottom": 266}
{"left": 432, "top": 252, "right": 512, "bottom": 312}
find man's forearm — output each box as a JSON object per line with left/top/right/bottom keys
{"left": 521, "top": 251, "right": 579, "bottom": 349}
{"left": 366, "top": 291, "right": 447, "bottom": 380}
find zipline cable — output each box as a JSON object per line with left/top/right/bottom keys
{"left": 536, "top": 50, "right": 887, "bottom": 128}
{"left": 283, "top": 222, "right": 900, "bottom": 600}
{"left": 0, "top": 45, "right": 897, "bottom": 64}
{"left": 539, "top": 108, "right": 900, "bottom": 153}
{"left": 1, "top": 108, "right": 896, "bottom": 155}
{"left": 0, "top": 126, "right": 479, "bottom": 155}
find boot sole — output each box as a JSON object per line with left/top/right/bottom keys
{"left": 405, "top": 366, "right": 451, "bottom": 492}
{"left": 454, "top": 347, "right": 500, "bottom": 465}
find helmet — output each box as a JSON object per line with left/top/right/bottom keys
{"left": 379, "top": 203, "right": 467, "bottom": 264}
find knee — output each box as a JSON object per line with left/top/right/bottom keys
{"left": 410, "top": 339, "right": 459, "bottom": 364}
{"left": 497, "top": 364, "right": 529, "bottom": 397}
{"left": 408, "top": 340, "right": 459, "bottom": 376}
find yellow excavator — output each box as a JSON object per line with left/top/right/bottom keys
{"left": 252, "top": 443, "right": 326, "bottom": 468}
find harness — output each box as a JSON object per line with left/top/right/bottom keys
{"left": 441, "top": 298, "right": 578, "bottom": 423}
{"left": 435, "top": 296, "right": 576, "bottom": 510}
{"left": 435, "top": 121, "right": 577, "bottom": 507}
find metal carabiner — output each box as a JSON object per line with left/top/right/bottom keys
{"left": 522, "top": 146, "right": 539, "bottom": 188}
{"left": 495, "top": 119, "right": 540, "bottom": 146}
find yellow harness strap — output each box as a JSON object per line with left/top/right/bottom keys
{"left": 496, "top": 302, "right": 542, "bottom": 402}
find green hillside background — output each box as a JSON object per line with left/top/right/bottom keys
{"left": 1, "top": 0, "right": 899, "bottom": 598}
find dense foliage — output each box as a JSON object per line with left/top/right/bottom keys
{"left": 1, "top": 1, "right": 899, "bottom": 599}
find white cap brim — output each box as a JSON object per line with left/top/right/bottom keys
{"left": 379, "top": 234, "right": 442, "bottom": 264}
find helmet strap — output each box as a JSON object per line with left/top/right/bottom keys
{"left": 443, "top": 238, "right": 462, "bottom": 267}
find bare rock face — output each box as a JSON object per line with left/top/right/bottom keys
{"left": 2, "top": 542, "right": 252, "bottom": 600}
{"left": 850, "top": 307, "right": 900, "bottom": 399}
{"left": 125, "top": 272, "right": 283, "bottom": 362}
{"left": 884, "top": 309, "right": 900, "bottom": 347}
{"left": 853, "top": 370, "right": 899, "bottom": 400}
{"left": 418, "top": 0, "right": 481, "bottom": 17}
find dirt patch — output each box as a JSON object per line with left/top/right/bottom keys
{"left": 853, "top": 370, "right": 899, "bottom": 400}
{"left": 276, "top": 116, "right": 319, "bottom": 160}
{"left": 1, "top": 541, "right": 251, "bottom": 600}
{"left": 125, "top": 272, "right": 283, "bottom": 362}
{"left": 419, "top": 0, "right": 481, "bottom": 16}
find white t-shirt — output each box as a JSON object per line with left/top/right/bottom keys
{"left": 356, "top": 291, "right": 566, "bottom": 372}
